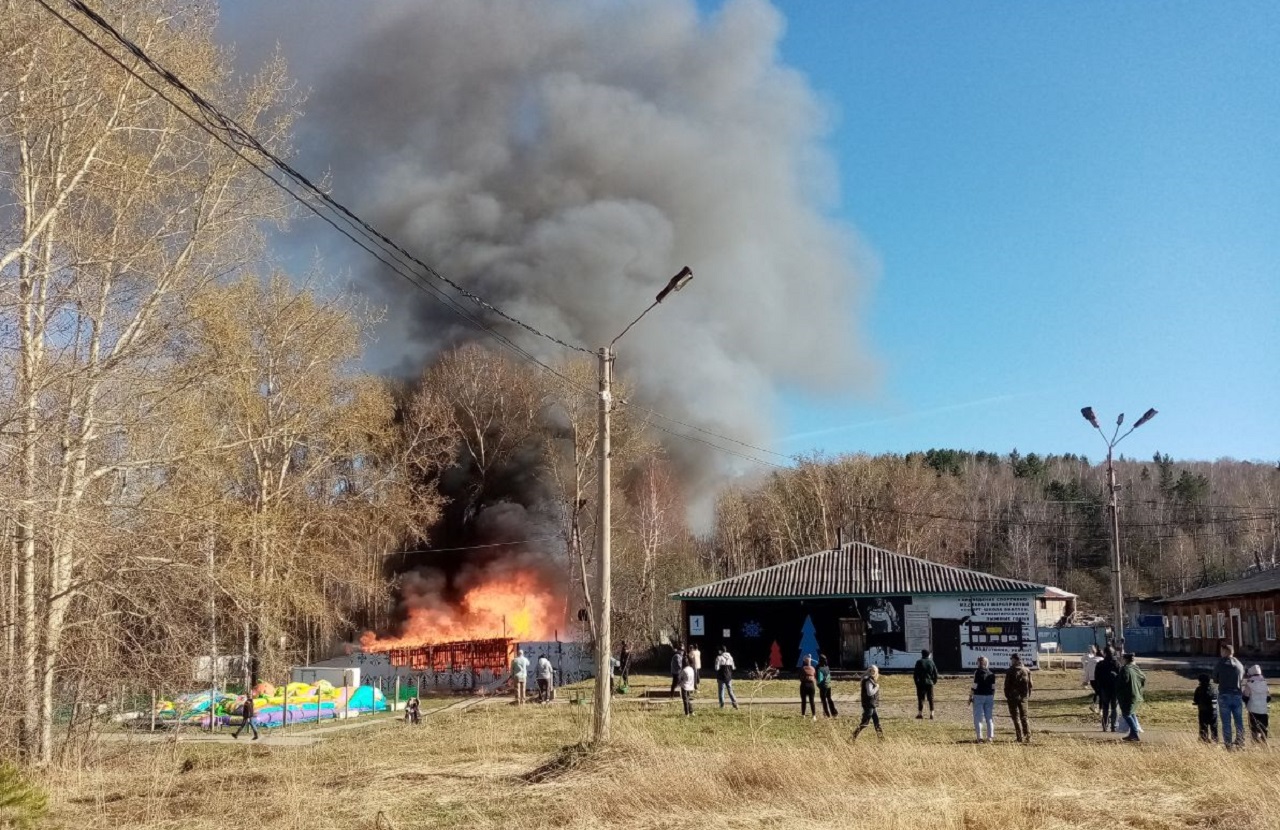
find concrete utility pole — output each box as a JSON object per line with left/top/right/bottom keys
{"left": 1080, "top": 406, "right": 1158, "bottom": 650}
{"left": 593, "top": 267, "right": 692, "bottom": 744}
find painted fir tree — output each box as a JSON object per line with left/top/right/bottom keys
{"left": 796, "top": 614, "right": 820, "bottom": 667}
{"left": 768, "top": 640, "right": 783, "bottom": 669}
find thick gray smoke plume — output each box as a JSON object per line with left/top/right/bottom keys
{"left": 224, "top": 0, "right": 874, "bottom": 473}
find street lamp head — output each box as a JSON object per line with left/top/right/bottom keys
{"left": 655, "top": 266, "right": 693, "bottom": 303}
{"left": 1080, "top": 407, "right": 1099, "bottom": 428}
{"left": 1116, "top": 412, "right": 1125, "bottom": 427}
{"left": 1134, "top": 408, "right": 1158, "bottom": 428}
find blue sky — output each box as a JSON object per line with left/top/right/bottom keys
{"left": 768, "top": 1, "right": 1279, "bottom": 462}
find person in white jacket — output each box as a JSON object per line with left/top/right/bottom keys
{"left": 1243, "top": 664, "right": 1270, "bottom": 744}
{"left": 1081, "top": 645, "right": 1102, "bottom": 712}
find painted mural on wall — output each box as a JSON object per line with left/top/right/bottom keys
{"left": 795, "top": 615, "right": 822, "bottom": 666}
{"left": 856, "top": 596, "right": 910, "bottom": 663}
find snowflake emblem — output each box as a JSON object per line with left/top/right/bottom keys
{"left": 741, "top": 620, "right": 762, "bottom": 638}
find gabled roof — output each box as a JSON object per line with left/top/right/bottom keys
{"left": 1160, "top": 568, "right": 1280, "bottom": 605}
{"left": 671, "top": 541, "right": 1044, "bottom": 601}
{"left": 1041, "top": 586, "right": 1077, "bottom": 599}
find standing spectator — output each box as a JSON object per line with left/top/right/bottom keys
{"left": 618, "top": 641, "right": 632, "bottom": 688}
{"left": 1116, "top": 652, "right": 1146, "bottom": 742}
{"left": 1193, "top": 674, "right": 1219, "bottom": 743}
{"left": 1243, "top": 664, "right": 1270, "bottom": 745}
{"left": 817, "top": 654, "right": 838, "bottom": 718}
{"left": 715, "top": 645, "right": 739, "bottom": 710}
{"left": 1095, "top": 646, "right": 1122, "bottom": 732}
{"left": 679, "top": 657, "right": 696, "bottom": 716}
{"left": 969, "top": 656, "right": 996, "bottom": 743}
{"left": 1081, "top": 645, "right": 1102, "bottom": 712}
{"left": 1213, "top": 642, "right": 1247, "bottom": 749}
{"left": 511, "top": 648, "right": 530, "bottom": 706}
{"left": 688, "top": 643, "right": 703, "bottom": 690}
{"left": 232, "top": 693, "right": 259, "bottom": 741}
{"left": 1004, "top": 653, "right": 1033, "bottom": 744}
{"left": 670, "top": 645, "right": 685, "bottom": 696}
{"left": 536, "top": 653, "right": 554, "bottom": 704}
{"left": 913, "top": 649, "right": 938, "bottom": 720}
{"left": 799, "top": 655, "right": 818, "bottom": 720}
{"left": 851, "top": 665, "right": 883, "bottom": 740}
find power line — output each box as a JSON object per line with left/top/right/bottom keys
{"left": 43, "top": 0, "right": 593, "bottom": 358}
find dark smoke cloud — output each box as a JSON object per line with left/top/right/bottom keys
{"left": 222, "top": 0, "right": 877, "bottom": 476}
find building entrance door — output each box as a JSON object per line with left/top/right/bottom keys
{"left": 838, "top": 618, "right": 864, "bottom": 669}
{"left": 930, "top": 619, "right": 963, "bottom": 671}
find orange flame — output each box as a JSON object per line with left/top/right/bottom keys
{"left": 361, "top": 570, "right": 562, "bottom": 650}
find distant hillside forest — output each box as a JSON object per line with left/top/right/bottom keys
{"left": 706, "top": 450, "right": 1280, "bottom": 612}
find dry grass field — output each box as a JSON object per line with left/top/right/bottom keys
{"left": 43, "top": 668, "right": 1280, "bottom": 830}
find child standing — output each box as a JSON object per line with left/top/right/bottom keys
{"left": 1243, "top": 665, "right": 1270, "bottom": 744}
{"left": 1193, "top": 674, "right": 1219, "bottom": 743}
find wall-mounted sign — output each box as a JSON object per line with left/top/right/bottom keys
{"left": 689, "top": 615, "right": 705, "bottom": 636}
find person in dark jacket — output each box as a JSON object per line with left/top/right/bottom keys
{"left": 1116, "top": 652, "right": 1146, "bottom": 742}
{"left": 851, "top": 665, "right": 883, "bottom": 741}
{"left": 817, "top": 654, "right": 838, "bottom": 718}
{"left": 1194, "top": 674, "right": 1219, "bottom": 743}
{"left": 799, "top": 655, "right": 818, "bottom": 720}
{"left": 1004, "top": 653, "right": 1033, "bottom": 744}
{"left": 1095, "top": 646, "right": 1121, "bottom": 732}
{"left": 670, "top": 645, "right": 685, "bottom": 696}
{"left": 232, "top": 693, "right": 259, "bottom": 740}
{"left": 618, "top": 641, "right": 631, "bottom": 688}
{"left": 1213, "top": 642, "right": 1247, "bottom": 749}
{"left": 913, "top": 649, "right": 938, "bottom": 720}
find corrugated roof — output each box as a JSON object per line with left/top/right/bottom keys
{"left": 1160, "top": 568, "right": 1280, "bottom": 604}
{"left": 1041, "top": 586, "right": 1077, "bottom": 599}
{"left": 671, "top": 541, "right": 1044, "bottom": 600}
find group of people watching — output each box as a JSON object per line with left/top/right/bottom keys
{"left": 1078, "top": 644, "right": 1148, "bottom": 740}
{"left": 1188, "top": 642, "right": 1270, "bottom": 749}
{"left": 509, "top": 648, "right": 557, "bottom": 705}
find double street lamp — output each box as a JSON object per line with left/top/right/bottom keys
{"left": 593, "top": 266, "right": 693, "bottom": 744}
{"left": 1079, "top": 405, "right": 1158, "bottom": 648}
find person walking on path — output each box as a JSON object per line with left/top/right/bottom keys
{"left": 799, "top": 655, "right": 818, "bottom": 720}
{"left": 968, "top": 656, "right": 996, "bottom": 743}
{"left": 688, "top": 644, "right": 702, "bottom": 691}
{"left": 1095, "top": 646, "right": 1121, "bottom": 732}
{"left": 715, "top": 646, "right": 739, "bottom": 710}
{"left": 1214, "top": 642, "right": 1247, "bottom": 749}
{"left": 1243, "top": 664, "right": 1270, "bottom": 745}
{"left": 1081, "top": 645, "right": 1102, "bottom": 712}
{"left": 679, "top": 657, "right": 696, "bottom": 716}
{"left": 851, "top": 665, "right": 883, "bottom": 741}
{"left": 618, "top": 641, "right": 631, "bottom": 689}
{"left": 1194, "top": 674, "right": 1219, "bottom": 743}
{"left": 1116, "top": 652, "right": 1146, "bottom": 742}
{"left": 913, "top": 649, "right": 938, "bottom": 719}
{"left": 670, "top": 645, "right": 685, "bottom": 696}
{"left": 232, "top": 693, "right": 259, "bottom": 741}
{"left": 817, "top": 654, "right": 838, "bottom": 718}
{"left": 512, "top": 648, "right": 530, "bottom": 706}
{"left": 536, "top": 653, "right": 554, "bottom": 704}
{"left": 1004, "top": 653, "right": 1034, "bottom": 744}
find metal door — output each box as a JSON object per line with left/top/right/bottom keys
{"left": 930, "top": 619, "right": 964, "bottom": 671}
{"left": 838, "top": 618, "right": 864, "bottom": 669}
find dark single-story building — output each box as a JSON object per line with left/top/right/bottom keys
{"left": 671, "top": 541, "right": 1044, "bottom": 673}
{"left": 1159, "top": 568, "right": 1280, "bottom": 658}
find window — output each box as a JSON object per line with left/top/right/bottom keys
{"left": 1163, "top": 615, "right": 1172, "bottom": 636}
{"left": 1217, "top": 612, "right": 1227, "bottom": 639}
{"left": 1193, "top": 615, "right": 1203, "bottom": 639}
{"left": 967, "top": 622, "right": 1024, "bottom": 647}
{"left": 1039, "top": 599, "right": 1047, "bottom": 609}
{"left": 1183, "top": 616, "right": 1191, "bottom": 640}
{"left": 1266, "top": 611, "right": 1276, "bottom": 642}
{"left": 1172, "top": 615, "right": 1182, "bottom": 639}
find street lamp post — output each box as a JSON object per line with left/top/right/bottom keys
{"left": 1079, "top": 406, "right": 1158, "bottom": 650}
{"left": 593, "top": 266, "right": 692, "bottom": 744}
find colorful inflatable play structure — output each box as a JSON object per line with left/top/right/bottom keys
{"left": 151, "top": 680, "right": 387, "bottom": 728}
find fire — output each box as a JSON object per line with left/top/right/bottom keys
{"left": 362, "top": 570, "right": 562, "bottom": 650}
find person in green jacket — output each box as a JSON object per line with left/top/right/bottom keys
{"left": 913, "top": 649, "right": 938, "bottom": 719}
{"left": 1116, "top": 652, "right": 1146, "bottom": 742}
